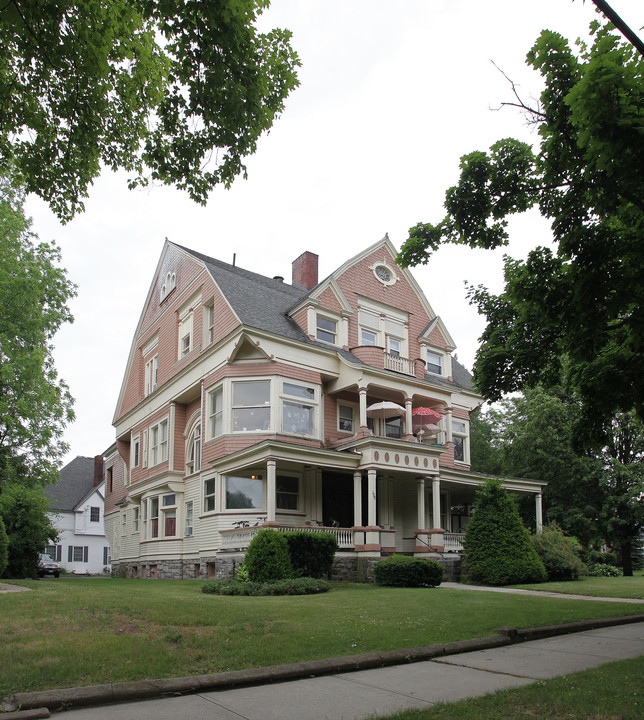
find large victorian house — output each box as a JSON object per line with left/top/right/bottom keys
{"left": 104, "top": 236, "right": 544, "bottom": 580}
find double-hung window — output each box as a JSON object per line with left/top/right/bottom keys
{"left": 276, "top": 475, "right": 299, "bottom": 510}
{"left": 204, "top": 479, "right": 216, "bottom": 512}
{"left": 338, "top": 405, "right": 354, "bottom": 432}
{"left": 232, "top": 381, "right": 270, "bottom": 432}
{"left": 426, "top": 351, "right": 443, "bottom": 375}
{"left": 162, "top": 495, "right": 176, "bottom": 536}
{"left": 452, "top": 419, "right": 468, "bottom": 463}
{"left": 132, "top": 436, "right": 140, "bottom": 468}
{"left": 185, "top": 501, "right": 194, "bottom": 536}
{"left": 186, "top": 423, "right": 201, "bottom": 475}
{"left": 150, "top": 497, "right": 159, "bottom": 538}
{"left": 208, "top": 386, "right": 223, "bottom": 438}
{"left": 145, "top": 355, "right": 158, "bottom": 395}
{"left": 281, "top": 382, "right": 316, "bottom": 436}
{"left": 316, "top": 315, "right": 337, "bottom": 344}
{"left": 150, "top": 419, "right": 168, "bottom": 466}
{"left": 90, "top": 506, "right": 100, "bottom": 523}
{"left": 179, "top": 311, "right": 193, "bottom": 357}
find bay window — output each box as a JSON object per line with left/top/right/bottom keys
{"left": 226, "top": 474, "right": 263, "bottom": 510}
{"left": 452, "top": 419, "right": 469, "bottom": 463}
{"left": 186, "top": 422, "right": 201, "bottom": 475}
{"left": 232, "top": 380, "right": 270, "bottom": 431}
{"left": 150, "top": 419, "right": 168, "bottom": 466}
{"left": 281, "top": 382, "right": 315, "bottom": 435}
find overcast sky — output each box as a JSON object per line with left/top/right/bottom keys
{"left": 23, "top": 0, "right": 644, "bottom": 465}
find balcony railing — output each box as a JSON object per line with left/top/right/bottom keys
{"left": 384, "top": 353, "right": 414, "bottom": 376}
{"left": 219, "top": 524, "right": 355, "bottom": 551}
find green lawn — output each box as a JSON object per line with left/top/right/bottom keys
{"left": 1, "top": 577, "right": 642, "bottom": 695}
{"left": 511, "top": 571, "right": 644, "bottom": 599}
{"left": 366, "top": 654, "right": 644, "bottom": 720}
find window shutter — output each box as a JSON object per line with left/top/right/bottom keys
{"left": 68, "top": 546, "right": 73, "bottom": 562}
{"left": 84, "top": 546, "right": 89, "bottom": 563}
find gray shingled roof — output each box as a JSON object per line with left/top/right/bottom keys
{"left": 44, "top": 456, "right": 97, "bottom": 513}
{"left": 180, "top": 245, "right": 478, "bottom": 395}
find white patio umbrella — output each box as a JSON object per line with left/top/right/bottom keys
{"left": 366, "top": 401, "right": 406, "bottom": 419}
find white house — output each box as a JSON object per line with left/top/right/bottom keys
{"left": 44, "top": 456, "right": 111, "bottom": 574}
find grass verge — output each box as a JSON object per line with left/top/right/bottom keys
{"left": 366, "top": 654, "right": 644, "bottom": 720}
{"left": 1, "top": 578, "right": 642, "bottom": 696}
{"left": 511, "top": 571, "right": 644, "bottom": 599}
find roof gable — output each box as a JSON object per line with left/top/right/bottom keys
{"left": 44, "top": 456, "right": 97, "bottom": 513}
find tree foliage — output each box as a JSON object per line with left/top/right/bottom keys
{"left": 462, "top": 479, "right": 547, "bottom": 586}
{"left": 470, "top": 388, "right": 643, "bottom": 575}
{"left": 0, "top": 173, "right": 75, "bottom": 489}
{"left": 0, "top": 483, "right": 58, "bottom": 577}
{"left": 398, "top": 18, "right": 644, "bottom": 446}
{"left": 0, "top": 0, "right": 300, "bottom": 221}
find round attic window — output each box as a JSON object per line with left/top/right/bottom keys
{"left": 372, "top": 262, "right": 397, "bottom": 287}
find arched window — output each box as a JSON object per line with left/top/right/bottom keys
{"left": 160, "top": 271, "right": 176, "bottom": 302}
{"left": 186, "top": 422, "right": 201, "bottom": 475}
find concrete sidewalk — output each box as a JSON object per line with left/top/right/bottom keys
{"left": 5, "top": 618, "right": 644, "bottom": 720}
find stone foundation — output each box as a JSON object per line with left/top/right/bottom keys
{"left": 112, "top": 552, "right": 461, "bottom": 583}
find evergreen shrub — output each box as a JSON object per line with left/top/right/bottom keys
{"left": 463, "top": 479, "right": 547, "bottom": 586}
{"left": 530, "top": 523, "right": 587, "bottom": 581}
{"left": 283, "top": 530, "right": 338, "bottom": 578}
{"left": 242, "top": 529, "right": 293, "bottom": 582}
{"left": 373, "top": 554, "right": 444, "bottom": 587}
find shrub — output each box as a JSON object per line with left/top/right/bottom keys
{"left": 530, "top": 524, "right": 587, "bottom": 581}
{"left": 586, "top": 563, "right": 621, "bottom": 577}
{"left": 373, "top": 555, "right": 444, "bottom": 587}
{"left": 462, "top": 479, "right": 547, "bottom": 586}
{"left": 202, "top": 577, "right": 330, "bottom": 596}
{"left": 579, "top": 548, "right": 618, "bottom": 567}
{"left": 283, "top": 531, "right": 338, "bottom": 578}
{"left": 242, "top": 529, "right": 292, "bottom": 582}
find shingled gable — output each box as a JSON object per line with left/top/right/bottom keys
{"left": 44, "top": 456, "right": 98, "bottom": 512}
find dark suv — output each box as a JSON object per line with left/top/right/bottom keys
{"left": 38, "top": 553, "right": 61, "bottom": 578}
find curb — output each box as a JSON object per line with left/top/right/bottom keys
{"left": 3, "top": 613, "right": 644, "bottom": 715}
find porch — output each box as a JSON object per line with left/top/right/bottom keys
{"left": 219, "top": 522, "right": 466, "bottom": 554}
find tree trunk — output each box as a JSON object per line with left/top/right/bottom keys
{"left": 622, "top": 540, "right": 633, "bottom": 576}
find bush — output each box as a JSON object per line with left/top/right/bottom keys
{"left": 242, "top": 529, "right": 292, "bottom": 582}
{"left": 283, "top": 531, "right": 338, "bottom": 578}
{"left": 373, "top": 555, "right": 444, "bottom": 587}
{"left": 463, "top": 479, "right": 547, "bottom": 586}
{"left": 586, "top": 563, "right": 621, "bottom": 577}
{"left": 530, "top": 524, "right": 587, "bottom": 581}
{"left": 579, "top": 548, "right": 618, "bottom": 567}
{"left": 202, "top": 577, "right": 330, "bottom": 596}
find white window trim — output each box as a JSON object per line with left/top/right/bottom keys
{"left": 338, "top": 402, "right": 357, "bottom": 433}
{"left": 203, "top": 476, "right": 216, "bottom": 514}
{"left": 207, "top": 385, "right": 224, "bottom": 440}
{"left": 452, "top": 418, "right": 470, "bottom": 465}
{"left": 203, "top": 301, "right": 215, "bottom": 346}
{"left": 131, "top": 434, "right": 140, "bottom": 469}
{"left": 149, "top": 418, "right": 169, "bottom": 467}
{"left": 185, "top": 420, "right": 202, "bottom": 476}
{"left": 280, "top": 380, "right": 319, "bottom": 438}
{"left": 276, "top": 471, "right": 301, "bottom": 513}
{"left": 315, "top": 312, "right": 339, "bottom": 345}
{"left": 145, "top": 354, "right": 158, "bottom": 396}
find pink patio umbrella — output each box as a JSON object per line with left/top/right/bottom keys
{"left": 412, "top": 407, "right": 443, "bottom": 434}
{"left": 366, "top": 401, "right": 406, "bottom": 419}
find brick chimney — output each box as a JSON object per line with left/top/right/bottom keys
{"left": 292, "top": 251, "right": 319, "bottom": 290}
{"left": 94, "top": 455, "right": 104, "bottom": 486}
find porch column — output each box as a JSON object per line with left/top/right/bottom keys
{"left": 266, "top": 460, "right": 276, "bottom": 522}
{"left": 417, "top": 478, "right": 426, "bottom": 530}
{"left": 359, "top": 387, "right": 368, "bottom": 429}
{"left": 430, "top": 475, "right": 445, "bottom": 551}
{"left": 353, "top": 471, "right": 363, "bottom": 527}
{"left": 445, "top": 407, "right": 453, "bottom": 442}
{"left": 432, "top": 476, "right": 441, "bottom": 529}
{"left": 367, "top": 468, "right": 377, "bottom": 527}
{"left": 403, "top": 397, "right": 414, "bottom": 439}
{"left": 536, "top": 492, "right": 543, "bottom": 533}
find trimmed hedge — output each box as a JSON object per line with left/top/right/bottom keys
{"left": 463, "top": 479, "right": 547, "bottom": 586}
{"left": 283, "top": 530, "right": 338, "bottom": 578}
{"left": 242, "top": 529, "right": 293, "bottom": 582}
{"left": 374, "top": 554, "right": 444, "bottom": 587}
{"left": 202, "top": 577, "right": 330, "bottom": 596}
